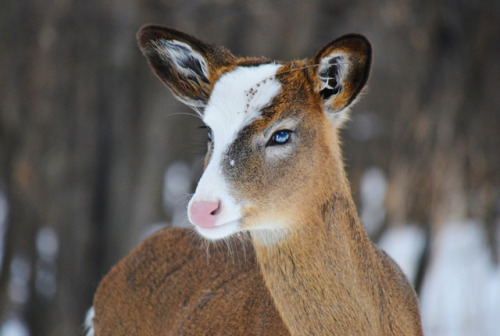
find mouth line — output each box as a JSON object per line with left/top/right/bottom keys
{"left": 194, "top": 218, "right": 242, "bottom": 230}
{"left": 193, "top": 218, "right": 243, "bottom": 240}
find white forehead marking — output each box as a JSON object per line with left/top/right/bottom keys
{"left": 188, "top": 64, "right": 282, "bottom": 240}
{"left": 203, "top": 63, "right": 282, "bottom": 148}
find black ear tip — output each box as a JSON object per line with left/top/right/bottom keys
{"left": 137, "top": 24, "right": 157, "bottom": 35}
{"left": 313, "top": 33, "right": 372, "bottom": 68}
{"left": 136, "top": 25, "right": 183, "bottom": 49}
{"left": 334, "top": 34, "right": 372, "bottom": 58}
{"left": 137, "top": 25, "right": 159, "bottom": 49}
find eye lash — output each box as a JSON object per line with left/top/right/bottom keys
{"left": 272, "top": 129, "right": 296, "bottom": 136}
{"left": 197, "top": 125, "right": 209, "bottom": 130}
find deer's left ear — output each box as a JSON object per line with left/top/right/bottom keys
{"left": 311, "top": 34, "right": 371, "bottom": 125}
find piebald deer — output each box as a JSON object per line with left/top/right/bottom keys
{"left": 87, "top": 25, "right": 423, "bottom": 335}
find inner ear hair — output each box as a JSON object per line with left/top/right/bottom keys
{"left": 318, "top": 55, "right": 347, "bottom": 100}
{"left": 152, "top": 39, "right": 210, "bottom": 85}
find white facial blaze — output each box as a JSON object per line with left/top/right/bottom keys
{"left": 203, "top": 63, "right": 283, "bottom": 144}
{"left": 188, "top": 63, "right": 282, "bottom": 240}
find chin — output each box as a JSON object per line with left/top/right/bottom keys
{"left": 194, "top": 221, "right": 241, "bottom": 240}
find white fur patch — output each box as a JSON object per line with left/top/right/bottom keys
{"left": 318, "top": 53, "right": 347, "bottom": 93}
{"left": 84, "top": 307, "right": 95, "bottom": 336}
{"left": 252, "top": 227, "right": 289, "bottom": 246}
{"left": 188, "top": 64, "right": 282, "bottom": 240}
{"left": 203, "top": 63, "right": 282, "bottom": 142}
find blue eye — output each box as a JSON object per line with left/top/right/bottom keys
{"left": 268, "top": 130, "right": 292, "bottom": 146}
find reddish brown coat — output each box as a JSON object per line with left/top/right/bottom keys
{"left": 93, "top": 228, "right": 289, "bottom": 335}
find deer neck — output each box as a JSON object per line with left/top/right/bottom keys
{"left": 251, "top": 180, "right": 382, "bottom": 335}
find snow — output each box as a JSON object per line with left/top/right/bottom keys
{"left": 84, "top": 307, "right": 95, "bottom": 336}
{"left": 35, "top": 227, "right": 58, "bottom": 299}
{"left": 378, "top": 219, "right": 500, "bottom": 336}
{"left": 164, "top": 161, "right": 192, "bottom": 206}
{"left": 0, "top": 317, "right": 29, "bottom": 336}
{"left": 359, "top": 168, "right": 500, "bottom": 335}
{"left": 35, "top": 227, "right": 59, "bottom": 261}
{"left": 359, "top": 167, "right": 387, "bottom": 235}
{"left": 419, "top": 221, "right": 500, "bottom": 336}
{"left": 140, "top": 222, "right": 169, "bottom": 241}
{"left": 378, "top": 225, "right": 426, "bottom": 283}
{"left": 163, "top": 161, "right": 192, "bottom": 228}
{"left": 8, "top": 255, "right": 30, "bottom": 304}
{"left": 0, "top": 189, "right": 8, "bottom": 273}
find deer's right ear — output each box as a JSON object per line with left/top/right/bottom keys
{"left": 137, "top": 25, "right": 235, "bottom": 108}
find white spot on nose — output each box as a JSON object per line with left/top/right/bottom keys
{"left": 230, "top": 159, "right": 235, "bottom": 166}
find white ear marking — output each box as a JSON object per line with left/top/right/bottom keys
{"left": 153, "top": 39, "right": 210, "bottom": 83}
{"left": 317, "top": 53, "right": 352, "bottom": 125}
{"left": 318, "top": 53, "right": 347, "bottom": 98}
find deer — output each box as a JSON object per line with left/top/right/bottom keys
{"left": 86, "top": 25, "right": 423, "bottom": 335}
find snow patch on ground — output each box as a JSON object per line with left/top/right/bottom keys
{"left": 0, "top": 189, "right": 8, "bottom": 273}
{"left": 360, "top": 167, "right": 387, "bottom": 236}
{"left": 419, "top": 221, "right": 500, "bottom": 336}
{"left": 378, "top": 225, "right": 426, "bottom": 283}
{"left": 163, "top": 161, "right": 192, "bottom": 228}
{"left": 0, "top": 316, "right": 29, "bottom": 336}
{"left": 84, "top": 307, "right": 95, "bottom": 336}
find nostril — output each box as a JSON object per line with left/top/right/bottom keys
{"left": 190, "top": 201, "right": 221, "bottom": 228}
{"left": 210, "top": 203, "right": 221, "bottom": 216}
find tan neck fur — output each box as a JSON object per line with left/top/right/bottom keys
{"left": 252, "top": 195, "right": 381, "bottom": 335}
{"left": 251, "top": 134, "right": 418, "bottom": 335}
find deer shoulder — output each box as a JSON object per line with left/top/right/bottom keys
{"left": 91, "top": 228, "right": 288, "bottom": 335}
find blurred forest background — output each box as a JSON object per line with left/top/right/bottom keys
{"left": 1, "top": 0, "right": 499, "bottom": 335}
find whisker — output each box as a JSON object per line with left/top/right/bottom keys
{"left": 242, "top": 62, "right": 349, "bottom": 111}
{"left": 179, "top": 193, "right": 194, "bottom": 202}
{"left": 164, "top": 111, "right": 203, "bottom": 119}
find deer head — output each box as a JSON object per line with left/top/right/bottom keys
{"left": 138, "top": 25, "right": 371, "bottom": 243}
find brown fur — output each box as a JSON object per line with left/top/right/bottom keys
{"left": 93, "top": 228, "right": 289, "bottom": 335}
{"left": 91, "top": 26, "right": 423, "bottom": 335}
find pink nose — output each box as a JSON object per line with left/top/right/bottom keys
{"left": 189, "top": 201, "right": 221, "bottom": 228}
